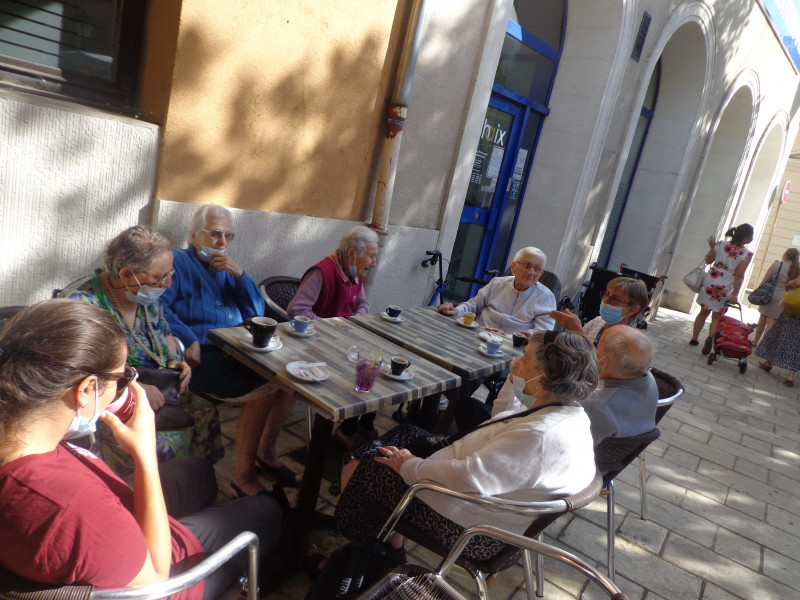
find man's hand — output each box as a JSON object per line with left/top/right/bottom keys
{"left": 185, "top": 341, "right": 202, "bottom": 368}
{"left": 548, "top": 309, "right": 582, "bottom": 333}
{"left": 438, "top": 302, "right": 458, "bottom": 316}
{"left": 207, "top": 252, "right": 244, "bottom": 279}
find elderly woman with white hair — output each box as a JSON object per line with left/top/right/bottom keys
{"left": 438, "top": 246, "right": 556, "bottom": 337}
{"left": 288, "top": 225, "right": 380, "bottom": 447}
{"left": 287, "top": 225, "right": 379, "bottom": 320}
{"left": 160, "top": 204, "right": 299, "bottom": 495}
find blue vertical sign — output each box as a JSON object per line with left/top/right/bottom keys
{"left": 762, "top": 0, "right": 800, "bottom": 69}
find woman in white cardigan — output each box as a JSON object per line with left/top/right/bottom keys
{"left": 333, "top": 330, "right": 598, "bottom": 561}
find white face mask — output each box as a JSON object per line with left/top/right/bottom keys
{"left": 62, "top": 383, "right": 101, "bottom": 441}
{"left": 513, "top": 374, "right": 542, "bottom": 409}
{"left": 124, "top": 272, "right": 166, "bottom": 306}
{"left": 198, "top": 245, "right": 227, "bottom": 261}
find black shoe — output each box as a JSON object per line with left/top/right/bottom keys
{"left": 701, "top": 336, "right": 713, "bottom": 355}
{"left": 689, "top": 339, "right": 699, "bottom": 346}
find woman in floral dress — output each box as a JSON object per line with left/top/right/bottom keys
{"left": 690, "top": 224, "right": 754, "bottom": 354}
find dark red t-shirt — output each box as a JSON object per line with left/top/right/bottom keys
{"left": 0, "top": 443, "right": 204, "bottom": 598}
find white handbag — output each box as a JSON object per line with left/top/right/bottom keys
{"left": 682, "top": 262, "right": 706, "bottom": 293}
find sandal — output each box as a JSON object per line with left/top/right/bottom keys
{"left": 688, "top": 339, "right": 699, "bottom": 346}
{"left": 701, "top": 336, "right": 713, "bottom": 355}
{"left": 255, "top": 456, "right": 302, "bottom": 487}
{"left": 230, "top": 481, "right": 269, "bottom": 498}
{"left": 784, "top": 379, "right": 794, "bottom": 387}
{"left": 758, "top": 360, "right": 772, "bottom": 372}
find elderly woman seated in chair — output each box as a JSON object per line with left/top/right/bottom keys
{"left": 332, "top": 330, "right": 598, "bottom": 560}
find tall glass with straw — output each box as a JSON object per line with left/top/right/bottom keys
{"left": 355, "top": 349, "right": 383, "bottom": 392}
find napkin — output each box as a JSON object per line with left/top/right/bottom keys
{"left": 302, "top": 362, "right": 327, "bottom": 379}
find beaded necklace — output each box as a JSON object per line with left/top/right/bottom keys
{"left": 103, "top": 273, "right": 167, "bottom": 368}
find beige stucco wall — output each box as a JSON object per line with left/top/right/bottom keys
{"left": 156, "top": 0, "right": 399, "bottom": 220}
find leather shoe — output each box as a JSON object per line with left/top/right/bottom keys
{"left": 701, "top": 336, "right": 713, "bottom": 355}
{"left": 334, "top": 426, "right": 364, "bottom": 450}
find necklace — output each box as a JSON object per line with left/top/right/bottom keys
{"left": 103, "top": 273, "right": 166, "bottom": 368}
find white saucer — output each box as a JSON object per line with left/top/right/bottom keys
{"left": 286, "top": 361, "right": 329, "bottom": 382}
{"left": 284, "top": 323, "right": 316, "bottom": 337}
{"left": 381, "top": 312, "right": 406, "bottom": 323}
{"left": 240, "top": 336, "right": 282, "bottom": 353}
{"left": 456, "top": 317, "right": 478, "bottom": 329}
{"left": 381, "top": 364, "right": 413, "bottom": 381}
{"left": 478, "top": 343, "right": 504, "bottom": 358}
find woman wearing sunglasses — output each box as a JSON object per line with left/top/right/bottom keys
{"left": 0, "top": 300, "right": 280, "bottom": 598}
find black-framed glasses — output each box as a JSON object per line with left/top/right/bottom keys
{"left": 202, "top": 228, "right": 235, "bottom": 241}
{"left": 136, "top": 269, "right": 175, "bottom": 287}
{"left": 96, "top": 366, "right": 138, "bottom": 401}
{"left": 602, "top": 289, "right": 632, "bottom": 306}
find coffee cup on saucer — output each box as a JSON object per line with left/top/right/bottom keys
{"left": 463, "top": 312, "right": 476, "bottom": 326}
{"left": 512, "top": 332, "right": 528, "bottom": 347}
{"left": 243, "top": 316, "right": 278, "bottom": 347}
{"left": 486, "top": 336, "right": 502, "bottom": 355}
{"left": 390, "top": 356, "right": 411, "bottom": 375}
{"left": 386, "top": 305, "right": 402, "bottom": 318}
{"left": 291, "top": 316, "right": 311, "bottom": 334}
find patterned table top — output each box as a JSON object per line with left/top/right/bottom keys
{"left": 207, "top": 317, "right": 461, "bottom": 422}
{"left": 350, "top": 306, "right": 524, "bottom": 381}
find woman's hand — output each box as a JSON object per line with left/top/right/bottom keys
{"left": 548, "top": 309, "right": 582, "bottom": 332}
{"left": 438, "top": 302, "right": 458, "bottom": 316}
{"left": 786, "top": 276, "right": 800, "bottom": 291}
{"left": 707, "top": 236, "right": 717, "bottom": 249}
{"left": 374, "top": 445, "right": 413, "bottom": 474}
{"left": 100, "top": 382, "right": 157, "bottom": 463}
{"left": 167, "top": 359, "right": 192, "bottom": 393}
{"left": 484, "top": 325, "right": 506, "bottom": 335}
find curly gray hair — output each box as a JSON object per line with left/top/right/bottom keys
{"left": 188, "top": 204, "right": 234, "bottom": 239}
{"left": 530, "top": 330, "right": 599, "bottom": 401}
{"left": 338, "top": 225, "right": 379, "bottom": 256}
{"left": 102, "top": 225, "right": 172, "bottom": 276}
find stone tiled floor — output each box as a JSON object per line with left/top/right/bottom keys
{"left": 212, "top": 307, "right": 800, "bottom": 599}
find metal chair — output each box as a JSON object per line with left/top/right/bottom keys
{"left": 259, "top": 276, "right": 301, "bottom": 322}
{"left": 0, "top": 306, "right": 24, "bottom": 329}
{"left": 594, "top": 428, "right": 661, "bottom": 580}
{"left": 376, "top": 471, "right": 603, "bottom": 600}
{"left": 359, "top": 524, "right": 630, "bottom": 600}
{"left": 0, "top": 531, "right": 259, "bottom": 600}
{"left": 638, "top": 367, "right": 684, "bottom": 519}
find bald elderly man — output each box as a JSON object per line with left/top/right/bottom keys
{"left": 581, "top": 326, "right": 658, "bottom": 445}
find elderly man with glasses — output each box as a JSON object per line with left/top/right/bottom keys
{"left": 161, "top": 204, "right": 300, "bottom": 496}
{"left": 438, "top": 246, "right": 556, "bottom": 338}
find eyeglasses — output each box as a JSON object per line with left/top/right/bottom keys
{"left": 602, "top": 289, "right": 632, "bottom": 306}
{"left": 516, "top": 262, "right": 544, "bottom": 273}
{"left": 138, "top": 269, "right": 175, "bottom": 287}
{"left": 97, "top": 366, "right": 138, "bottom": 401}
{"left": 202, "top": 228, "right": 235, "bottom": 242}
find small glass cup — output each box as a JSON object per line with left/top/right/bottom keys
{"left": 355, "top": 352, "right": 383, "bottom": 392}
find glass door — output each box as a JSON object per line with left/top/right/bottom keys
{"left": 445, "top": 95, "right": 526, "bottom": 300}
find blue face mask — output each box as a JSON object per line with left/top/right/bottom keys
{"left": 598, "top": 301, "right": 626, "bottom": 324}
{"left": 198, "top": 245, "right": 227, "bottom": 261}
{"left": 62, "top": 384, "right": 100, "bottom": 441}
{"left": 349, "top": 264, "right": 358, "bottom": 279}
{"left": 512, "top": 374, "right": 542, "bottom": 409}
{"left": 124, "top": 273, "right": 166, "bottom": 306}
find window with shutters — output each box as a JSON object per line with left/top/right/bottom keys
{"left": 0, "top": 1, "right": 147, "bottom": 113}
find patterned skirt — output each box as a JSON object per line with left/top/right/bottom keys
{"left": 755, "top": 311, "right": 800, "bottom": 372}
{"left": 333, "top": 424, "right": 506, "bottom": 561}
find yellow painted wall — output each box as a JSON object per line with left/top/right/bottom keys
{"left": 155, "top": 0, "right": 401, "bottom": 219}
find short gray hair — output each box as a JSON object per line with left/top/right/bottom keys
{"left": 103, "top": 226, "right": 172, "bottom": 276}
{"left": 188, "top": 204, "right": 234, "bottom": 238}
{"left": 513, "top": 246, "right": 547, "bottom": 268}
{"left": 530, "top": 330, "right": 598, "bottom": 401}
{"left": 338, "top": 225, "right": 379, "bottom": 256}
{"left": 601, "top": 327, "right": 652, "bottom": 378}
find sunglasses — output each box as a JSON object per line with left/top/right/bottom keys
{"left": 202, "top": 228, "right": 235, "bottom": 241}
{"left": 97, "top": 366, "right": 139, "bottom": 401}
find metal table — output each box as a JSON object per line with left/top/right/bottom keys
{"left": 207, "top": 317, "right": 461, "bottom": 516}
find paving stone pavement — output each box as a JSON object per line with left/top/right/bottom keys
{"left": 211, "top": 307, "right": 800, "bottom": 600}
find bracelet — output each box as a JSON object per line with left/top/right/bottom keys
{"left": 167, "top": 354, "right": 181, "bottom": 362}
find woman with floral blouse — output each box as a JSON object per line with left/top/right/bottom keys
{"left": 690, "top": 224, "right": 754, "bottom": 354}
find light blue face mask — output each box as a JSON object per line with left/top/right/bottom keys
{"left": 124, "top": 272, "right": 166, "bottom": 306}
{"left": 598, "top": 301, "right": 626, "bottom": 324}
{"left": 349, "top": 264, "right": 358, "bottom": 279}
{"left": 512, "top": 374, "right": 542, "bottom": 409}
{"left": 62, "top": 383, "right": 101, "bottom": 441}
{"left": 198, "top": 245, "right": 227, "bottom": 261}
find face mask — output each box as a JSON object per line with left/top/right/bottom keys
{"left": 124, "top": 273, "right": 166, "bottom": 306}
{"left": 62, "top": 383, "right": 101, "bottom": 441}
{"left": 349, "top": 264, "right": 358, "bottom": 279}
{"left": 198, "top": 245, "right": 227, "bottom": 261}
{"left": 513, "top": 374, "right": 542, "bottom": 409}
{"left": 598, "top": 301, "right": 626, "bottom": 324}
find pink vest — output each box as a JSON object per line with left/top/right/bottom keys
{"left": 305, "top": 256, "right": 363, "bottom": 318}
